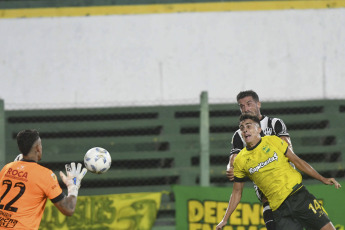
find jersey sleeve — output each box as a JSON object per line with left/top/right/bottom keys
{"left": 230, "top": 130, "right": 244, "bottom": 156}
{"left": 271, "top": 136, "right": 288, "bottom": 154}
{"left": 44, "top": 170, "right": 64, "bottom": 201}
{"left": 272, "top": 118, "right": 289, "bottom": 137}
{"left": 233, "top": 155, "right": 246, "bottom": 182}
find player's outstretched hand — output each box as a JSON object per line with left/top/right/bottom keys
{"left": 60, "top": 162, "right": 87, "bottom": 197}
{"left": 216, "top": 220, "right": 227, "bottom": 230}
{"left": 324, "top": 178, "right": 341, "bottom": 189}
{"left": 14, "top": 154, "right": 23, "bottom": 162}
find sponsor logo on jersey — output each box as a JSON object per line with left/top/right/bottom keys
{"left": 262, "top": 145, "right": 270, "bottom": 153}
{"left": 51, "top": 173, "right": 57, "bottom": 181}
{"left": 5, "top": 168, "right": 28, "bottom": 182}
{"left": 0, "top": 216, "right": 18, "bottom": 228}
{"left": 249, "top": 152, "right": 278, "bottom": 174}
{"left": 0, "top": 210, "right": 18, "bottom": 228}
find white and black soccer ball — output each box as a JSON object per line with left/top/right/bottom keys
{"left": 84, "top": 147, "right": 112, "bottom": 174}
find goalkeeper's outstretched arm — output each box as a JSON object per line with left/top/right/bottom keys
{"left": 54, "top": 162, "right": 88, "bottom": 216}
{"left": 54, "top": 195, "right": 78, "bottom": 216}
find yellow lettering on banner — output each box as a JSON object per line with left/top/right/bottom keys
{"left": 217, "top": 202, "right": 228, "bottom": 222}
{"left": 236, "top": 226, "right": 246, "bottom": 230}
{"left": 189, "top": 200, "right": 204, "bottom": 222}
{"left": 230, "top": 203, "right": 242, "bottom": 225}
{"left": 248, "top": 226, "right": 259, "bottom": 230}
{"left": 242, "top": 203, "right": 261, "bottom": 225}
{"left": 189, "top": 223, "right": 203, "bottom": 230}
{"left": 41, "top": 192, "right": 162, "bottom": 230}
{"left": 223, "top": 226, "right": 233, "bottom": 230}
{"left": 204, "top": 201, "right": 217, "bottom": 223}
{"left": 191, "top": 223, "right": 264, "bottom": 230}
{"left": 190, "top": 223, "right": 236, "bottom": 230}
{"left": 202, "top": 224, "right": 212, "bottom": 230}
{"left": 187, "top": 200, "right": 266, "bottom": 229}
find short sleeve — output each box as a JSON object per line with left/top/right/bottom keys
{"left": 272, "top": 118, "right": 289, "bottom": 137}
{"left": 271, "top": 136, "right": 288, "bottom": 155}
{"left": 45, "top": 171, "right": 63, "bottom": 200}
{"left": 233, "top": 156, "right": 246, "bottom": 182}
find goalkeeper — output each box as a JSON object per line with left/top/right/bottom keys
{"left": 0, "top": 129, "right": 87, "bottom": 229}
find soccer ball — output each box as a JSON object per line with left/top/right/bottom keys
{"left": 84, "top": 147, "right": 112, "bottom": 174}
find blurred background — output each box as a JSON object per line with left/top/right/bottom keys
{"left": 0, "top": 0, "right": 345, "bottom": 229}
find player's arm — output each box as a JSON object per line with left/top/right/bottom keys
{"left": 226, "top": 153, "right": 237, "bottom": 181}
{"left": 280, "top": 135, "right": 293, "bottom": 151}
{"left": 285, "top": 148, "right": 341, "bottom": 189}
{"left": 216, "top": 182, "right": 245, "bottom": 230}
{"left": 273, "top": 118, "right": 294, "bottom": 151}
{"left": 14, "top": 154, "right": 23, "bottom": 161}
{"left": 226, "top": 131, "right": 243, "bottom": 181}
{"left": 53, "top": 195, "right": 77, "bottom": 216}
{"left": 57, "top": 162, "right": 88, "bottom": 216}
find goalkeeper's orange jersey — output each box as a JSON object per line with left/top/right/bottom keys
{"left": 0, "top": 160, "right": 64, "bottom": 229}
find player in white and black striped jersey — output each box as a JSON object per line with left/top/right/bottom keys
{"left": 226, "top": 90, "right": 293, "bottom": 230}
{"left": 230, "top": 115, "right": 290, "bottom": 156}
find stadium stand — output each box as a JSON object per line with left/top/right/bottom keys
{"left": 2, "top": 99, "right": 345, "bottom": 229}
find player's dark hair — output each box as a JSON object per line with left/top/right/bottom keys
{"left": 237, "top": 90, "right": 259, "bottom": 102}
{"left": 16, "top": 129, "right": 40, "bottom": 156}
{"left": 239, "top": 114, "right": 261, "bottom": 127}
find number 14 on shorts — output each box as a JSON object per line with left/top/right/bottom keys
{"left": 309, "top": 199, "right": 328, "bottom": 216}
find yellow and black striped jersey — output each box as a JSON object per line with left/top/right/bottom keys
{"left": 233, "top": 135, "right": 302, "bottom": 211}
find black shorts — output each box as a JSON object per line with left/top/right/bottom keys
{"left": 272, "top": 185, "right": 330, "bottom": 230}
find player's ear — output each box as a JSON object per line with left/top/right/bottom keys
{"left": 33, "top": 141, "right": 41, "bottom": 153}
{"left": 256, "top": 123, "right": 262, "bottom": 133}
{"left": 34, "top": 143, "right": 40, "bottom": 153}
{"left": 257, "top": 101, "right": 261, "bottom": 109}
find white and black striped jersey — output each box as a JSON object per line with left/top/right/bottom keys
{"left": 230, "top": 115, "right": 289, "bottom": 156}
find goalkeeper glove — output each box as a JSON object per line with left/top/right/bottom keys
{"left": 14, "top": 154, "right": 23, "bottom": 162}
{"left": 59, "top": 162, "right": 87, "bottom": 197}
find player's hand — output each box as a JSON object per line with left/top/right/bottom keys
{"left": 14, "top": 154, "right": 23, "bottom": 162}
{"left": 323, "top": 178, "right": 341, "bottom": 189}
{"left": 226, "top": 164, "right": 234, "bottom": 181}
{"left": 60, "top": 162, "right": 87, "bottom": 197}
{"left": 216, "top": 220, "right": 227, "bottom": 230}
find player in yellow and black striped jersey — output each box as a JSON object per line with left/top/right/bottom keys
{"left": 216, "top": 114, "right": 341, "bottom": 230}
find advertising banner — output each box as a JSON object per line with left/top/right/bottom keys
{"left": 39, "top": 192, "right": 162, "bottom": 230}
{"left": 174, "top": 182, "right": 345, "bottom": 230}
